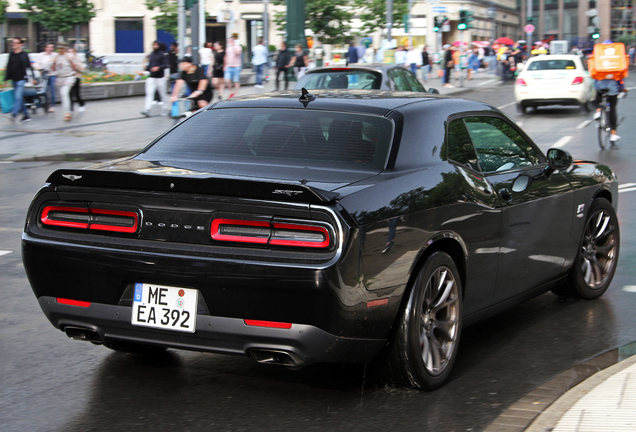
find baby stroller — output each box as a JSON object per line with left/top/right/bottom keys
{"left": 23, "top": 69, "right": 49, "bottom": 114}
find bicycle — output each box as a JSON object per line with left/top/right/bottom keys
{"left": 596, "top": 89, "right": 626, "bottom": 150}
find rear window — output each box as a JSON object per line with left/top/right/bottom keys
{"left": 142, "top": 108, "right": 393, "bottom": 169}
{"left": 527, "top": 59, "right": 577, "bottom": 71}
{"left": 298, "top": 70, "right": 383, "bottom": 90}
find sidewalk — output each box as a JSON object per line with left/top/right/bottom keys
{"left": 0, "top": 69, "right": 498, "bottom": 163}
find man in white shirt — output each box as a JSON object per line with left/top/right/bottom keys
{"left": 252, "top": 38, "right": 269, "bottom": 88}
{"left": 35, "top": 43, "right": 58, "bottom": 113}
{"left": 394, "top": 45, "right": 407, "bottom": 66}
{"left": 199, "top": 42, "right": 213, "bottom": 76}
{"left": 406, "top": 45, "right": 422, "bottom": 76}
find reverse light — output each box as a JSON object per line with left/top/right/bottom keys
{"left": 571, "top": 76, "right": 584, "bottom": 85}
{"left": 516, "top": 78, "right": 527, "bottom": 86}
{"left": 41, "top": 205, "right": 138, "bottom": 233}
{"left": 244, "top": 319, "right": 292, "bottom": 329}
{"left": 211, "top": 219, "right": 331, "bottom": 248}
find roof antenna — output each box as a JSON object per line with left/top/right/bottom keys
{"left": 299, "top": 88, "right": 316, "bottom": 107}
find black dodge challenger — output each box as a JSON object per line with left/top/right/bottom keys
{"left": 22, "top": 90, "right": 619, "bottom": 390}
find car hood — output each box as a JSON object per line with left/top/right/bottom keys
{"left": 48, "top": 157, "right": 382, "bottom": 204}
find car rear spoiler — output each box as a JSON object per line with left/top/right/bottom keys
{"left": 46, "top": 169, "right": 339, "bottom": 204}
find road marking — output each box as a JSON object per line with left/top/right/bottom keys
{"left": 497, "top": 101, "right": 516, "bottom": 110}
{"left": 619, "top": 183, "right": 636, "bottom": 189}
{"left": 479, "top": 79, "right": 498, "bottom": 86}
{"left": 619, "top": 187, "right": 636, "bottom": 194}
{"left": 576, "top": 120, "right": 592, "bottom": 129}
{"left": 623, "top": 286, "right": 636, "bottom": 292}
{"left": 0, "top": 250, "right": 12, "bottom": 257}
{"left": 0, "top": 161, "right": 14, "bottom": 164}
{"left": 552, "top": 136, "right": 572, "bottom": 148}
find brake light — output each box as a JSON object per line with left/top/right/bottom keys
{"left": 41, "top": 205, "right": 138, "bottom": 233}
{"left": 572, "top": 76, "right": 584, "bottom": 85}
{"left": 244, "top": 319, "right": 292, "bottom": 329}
{"left": 57, "top": 298, "right": 91, "bottom": 307}
{"left": 516, "top": 78, "right": 527, "bottom": 86}
{"left": 211, "top": 219, "right": 331, "bottom": 248}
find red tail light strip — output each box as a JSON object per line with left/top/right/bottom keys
{"left": 244, "top": 319, "right": 292, "bottom": 329}
{"left": 571, "top": 76, "right": 584, "bottom": 85}
{"left": 57, "top": 298, "right": 91, "bottom": 307}
{"left": 41, "top": 205, "right": 138, "bottom": 233}
{"left": 211, "top": 219, "right": 331, "bottom": 248}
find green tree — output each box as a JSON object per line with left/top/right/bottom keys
{"left": 0, "top": 0, "right": 9, "bottom": 25}
{"left": 271, "top": 0, "right": 354, "bottom": 46}
{"left": 20, "top": 0, "right": 96, "bottom": 33}
{"left": 145, "top": 0, "right": 178, "bottom": 37}
{"left": 352, "top": 0, "right": 409, "bottom": 35}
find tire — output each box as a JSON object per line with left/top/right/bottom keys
{"left": 558, "top": 199, "right": 619, "bottom": 299}
{"left": 517, "top": 103, "right": 527, "bottom": 114}
{"left": 597, "top": 110, "right": 609, "bottom": 150}
{"left": 385, "top": 252, "right": 463, "bottom": 390}
{"left": 581, "top": 99, "right": 591, "bottom": 113}
{"left": 104, "top": 340, "right": 168, "bottom": 355}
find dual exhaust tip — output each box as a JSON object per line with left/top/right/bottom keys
{"left": 64, "top": 326, "right": 306, "bottom": 368}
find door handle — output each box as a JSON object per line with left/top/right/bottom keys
{"left": 499, "top": 188, "right": 513, "bottom": 202}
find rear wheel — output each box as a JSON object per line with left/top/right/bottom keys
{"left": 580, "top": 99, "right": 591, "bottom": 113}
{"left": 557, "top": 199, "right": 619, "bottom": 299}
{"left": 597, "top": 108, "right": 609, "bottom": 150}
{"left": 385, "top": 252, "right": 462, "bottom": 390}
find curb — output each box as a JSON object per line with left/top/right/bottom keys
{"left": 483, "top": 341, "right": 636, "bottom": 432}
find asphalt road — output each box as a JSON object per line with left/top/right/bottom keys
{"left": 1, "top": 79, "right": 636, "bottom": 432}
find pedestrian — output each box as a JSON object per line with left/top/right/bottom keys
{"left": 224, "top": 35, "right": 242, "bottom": 98}
{"left": 406, "top": 45, "right": 422, "bottom": 77}
{"left": 68, "top": 47, "right": 86, "bottom": 113}
{"left": 5, "top": 37, "right": 34, "bottom": 122}
{"left": 469, "top": 48, "right": 479, "bottom": 74}
{"left": 141, "top": 40, "right": 168, "bottom": 117}
{"left": 275, "top": 41, "right": 292, "bottom": 91}
{"left": 168, "top": 42, "right": 180, "bottom": 90}
{"left": 289, "top": 44, "right": 308, "bottom": 80}
{"left": 34, "top": 42, "right": 57, "bottom": 113}
{"left": 171, "top": 55, "right": 213, "bottom": 110}
{"left": 500, "top": 46, "right": 512, "bottom": 82}
{"left": 394, "top": 45, "right": 407, "bottom": 65}
{"left": 252, "top": 38, "right": 268, "bottom": 89}
{"left": 51, "top": 42, "right": 80, "bottom": 121}
{"left": 421, "top": 46, "right": 430, "bottom": 83}
{"left": 484, "top": 44, "right": 496, "bottom": 74}
{"left": 199, "top": 41, "right": 213, "bottom": 76}
{"left": 210, "top": 41, "right": 225, "bottom": 100}
{"left": 356, "top": 42, "right": 367, "bottom": 63}
{"left": 443, "top": 44, "right": 454, "bottom": 88}
{"left": 452, "top": 45, "right": 461, "bottom": 81}
{"left": 345, "top": 40, "right": 359, "bottom": 64}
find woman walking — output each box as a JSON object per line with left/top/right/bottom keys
{"left": 209, "top": 42, "right": 225, "bottom": 100}
{"left": 51, "top": 42, "right": 80, "bottom": 121}
{"left": 289, "top": 44, "right": 308, "bottom": 80}
{"left": 68, "top": 47, "right": 86, "bottom": 112}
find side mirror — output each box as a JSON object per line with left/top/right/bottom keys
{"left": 427, "top": 87, "right": 440, "bottom": 94}
{"left": 545, "top": 148, "right": 573, "bottom": 177}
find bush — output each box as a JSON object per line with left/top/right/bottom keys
{"left": 81, "top": 71, "right": 146, "bottom": 84}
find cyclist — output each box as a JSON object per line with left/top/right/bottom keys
{"left": 591, "top": 40, "right": 629, "bottom": 142}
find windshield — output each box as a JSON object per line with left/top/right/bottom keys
{"left": 527, "top": 59, "right": 577, "bottom": 71}
{"left": 297, "top": 70, "right": 383, "bottom": 90}
{"left": 141, "top": 108, "right": 393, "bottom": 170}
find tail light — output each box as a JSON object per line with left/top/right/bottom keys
{"left": 211, "top": 219, "right": 331, "bottom": 248}
{"left": 571, "top": 76, "right": 584, "bottom": 85}
{"left": 516, "top": 78, "right": 527, "bottom": 86}
{"left": 41, "top": 205, "right": 138, "bottom": 233}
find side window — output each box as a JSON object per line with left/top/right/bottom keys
{"left": 388, "top": 68, "right": 411, "bottom": 91}
{"left": 403, "top": 69, "right": 426, "bottom": 92}
{"left": 447, "top": 119, "right": 479, "bottom": 171}
{"left": 464, "top": 116, "right": 541, "bottom": 173}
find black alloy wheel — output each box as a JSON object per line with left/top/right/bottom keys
{"left": 385, "top": 251, "right": 462, "bottom": 390}
{"left": 560, "top": 198, "right": 619, "bottom": 299}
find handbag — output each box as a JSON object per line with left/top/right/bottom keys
{"left": 0, "top": 89, "right": 15, "bottom": 113}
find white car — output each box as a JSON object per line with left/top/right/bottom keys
{"left": 514, "top": 54, "right": 595, "bottom": 114}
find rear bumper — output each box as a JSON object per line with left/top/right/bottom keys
{"left": 39, "top": 296, "right": 386, "bottom": 364}
{"left": 517, "top": 98, "right": 583, "bottom": 107}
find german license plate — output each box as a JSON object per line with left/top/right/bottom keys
{"left": 131, "top": 283, "right": 198, "bottom": 333}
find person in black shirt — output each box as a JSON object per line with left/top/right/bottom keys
{"left": 210, "top": 41, "right": 225, "bottom": 99}
{"left": 141, "top": 40, "right": 168, "bottom": 117}
{"left": 275, "top": 41, "right": 292, "bottom": 90}
{"left": 170, "top": 56, "right": 213, "bottom": 109}
{"left": 421, "top": 46, "right": 430, "bottom": 83}
{"left": 5, "top": 37, "right": 33, "bottom": 122}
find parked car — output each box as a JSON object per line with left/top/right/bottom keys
{"left": 515, "top": 54, "right": 595, "bottom": 114}
{"left": 294, "top": 64, "right": 439, "bottom": 94}
{"left": 23, "top": 90, "right": 619, "bottom": 390}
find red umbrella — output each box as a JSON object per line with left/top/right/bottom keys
{"left": 472, "top": 41, "right": 490, "bottom": 47}
{"left": 495, "top": 37, "right": 515, "bottom": 45}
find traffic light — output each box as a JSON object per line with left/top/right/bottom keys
{"left": 526, "top": 16, "right": 536, "bottom": 23}
{"left": 592, "top": 28, "right": 600, "bottom": 39}
{"left": 458, "top": 10, "right": 474, "bottom": 31}
{"left": 433, "top": 16, "right": 442, "bottom": 32}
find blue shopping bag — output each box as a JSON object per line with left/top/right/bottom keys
{"left": 170, "top": 101, "right": 179, "bottom": 118}
{"left": 0, "top": 89, "right": 14, "bottom": 113}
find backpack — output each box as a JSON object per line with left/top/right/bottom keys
{"left": 589, "top": 43, "right": 629, "bottom": 80}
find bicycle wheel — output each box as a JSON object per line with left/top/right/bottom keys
{"left": 597, "top": 107, "right": 609, "bottom": 150}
